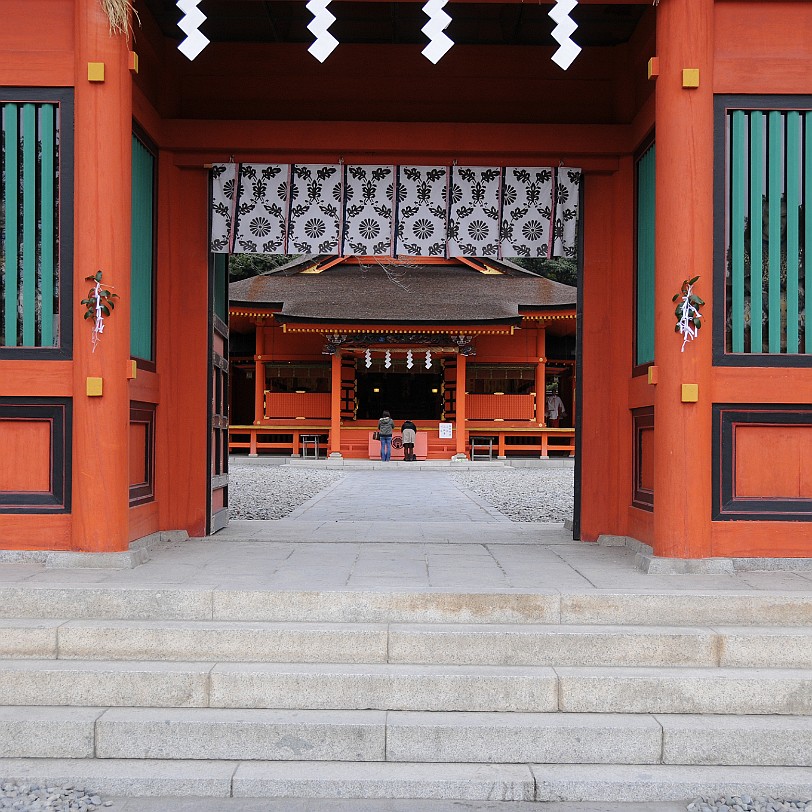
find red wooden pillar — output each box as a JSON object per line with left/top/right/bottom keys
{"left": 455, "top": 351, "right": 467, "bottom": 455}
{"left": 653, "top": 0, "right": 714, "bottom": 558}
{"left": 72, "top": 1, "right": 132, "bottom": 552}
{"left": 253, "top": 320, "right": 265, "bottom": 426}
{"left": 535, "top": 327, "right": 547, "bottom": 427}
{"left": 329, "top": 352, "right": 342, "bottom": 455}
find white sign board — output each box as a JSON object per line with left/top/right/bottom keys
{"left": 438, "top": 422, "right": 453, "bottom": 439}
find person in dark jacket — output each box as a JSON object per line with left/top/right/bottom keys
{"left": 378, "top": 410, "right": 395, "bottom": 461}
{"left": 401, "top": 419, "right": 417, "bottom": 461}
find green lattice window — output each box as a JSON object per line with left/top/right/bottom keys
{"left": 131, "top": 133, "right": 156, "bottom": 362}
{"left": 723, "top": 104, "right": 810, "bottom": 356}
{"left": 0, "top": 94, "right": 70, "bottom": 354}
{"left": 635, "top": 142, "right": 655, "bottom": 367}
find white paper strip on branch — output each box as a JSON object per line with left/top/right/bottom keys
{"left": 343, "top": 165, "right": 395, "bottom": 256}
{"left": 447, "top": 166, "right": 501, "bottom": 257}
{"left": 396, "top": 166, "right": 448, "bottom": 256}
{"left": 500, "top": 167, "right": 554, "bottom": 258}
{"left": 232, "top": 164, "right": 289, "bottom": 254}
{"left": 210, "top": 163, "right": 238, "bottom": 253}
{"left": 288, "top": 165, "right": 342, "bottom": 254}
{"left": 551, "top": 167, "right": 581, "bottom": 258}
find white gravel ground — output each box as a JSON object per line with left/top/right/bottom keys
{"left": 228, "top": 464, "right": 344, "bottom": 519}
{"left": 448, "top": 467, "right": 574, "bottom": 522}
{"left": 228, "top": 462, "right": 573, "bottom": 522}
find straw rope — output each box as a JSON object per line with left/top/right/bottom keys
{"left": 98, "top": 0, "right": 139, "bottom": 38}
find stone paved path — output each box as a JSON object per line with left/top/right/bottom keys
{"left": 288, "top": 470, "right": 510, "bottom": 522}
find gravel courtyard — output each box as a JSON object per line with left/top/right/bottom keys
{"left": 228, "top": 462, "right": 574, "bottom": 522}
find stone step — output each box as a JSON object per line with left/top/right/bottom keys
{"left": 1, "top": 585, "right": 810, "bottom": 626}
{"left": 1, "top": 661, "right": 810, "bottom": 714}
{"left": 3, "top": 707, "right": 811, "bottom": 767}
{"left": 2, "top": 618, "right": 811, "bottom": 667}
{"left": 556, "top": 666, "right": 812, "bottom": 715}
{"left": 0, "top": 660, "right": 556, "bottom": 712}
{"left": 3, "top": 759, "right": 808, "bottom": 801}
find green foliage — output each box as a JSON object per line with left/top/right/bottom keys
{"left": 672, "top": 276, "right": 704, "bottom": 333}
{"left": 229, "top": 254, "right": 300, "bottom": 282}
{"left": 507, "top": 257, "right": 578, "bottom": 287}
{"left": 81, "top": 270, "right": 119, "bottom": 320}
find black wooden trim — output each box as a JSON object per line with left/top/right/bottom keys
{"left": 713, "top": 403, "right": 812, "bottom": 520}
{"left": 572, "top": 177, "right": 584, "bottom": 540}
{"left": 0, "top": 398, "right": 71, "bottom": 513}
{"left": 631, "top": 406, "right": 654, "bottom": 511}
{"left": 0, "top": 88, "right": 74, "bottom": 361}
{"left": 129, "top": 401, "right": 155, "bottom": 506}
{"left": 713, "top": 94, "right": 812, "bottom": 368}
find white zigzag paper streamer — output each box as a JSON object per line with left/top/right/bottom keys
{"left": 406, "top": 350, "right": 413, "bottom": 369}
{"left": 177, "top": 0, "right": 209, "bottom": 61}
{"left": 384, "top": 350, "right": 392, "bottom": 369}
{"left": 364, "top": 349, "right": 372, "bottom": 368}
{"left": 425, "top": 350, "right": 432, "bottom": 369}
{"left": 307, "top": 0, "right": 339, "bottom": 62}
{"left": 549, "top": 0, "right": 581, "bottom": 70}
{"left": 421, "top": 0, "right": 453, "bottom": 64}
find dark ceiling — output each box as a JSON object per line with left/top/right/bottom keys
{"left": 139, "top": 1, "right": 646, "bottom": 48}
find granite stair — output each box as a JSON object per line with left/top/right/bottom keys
{"left": 0, "top": 586, "right": 810, "bottom": 802}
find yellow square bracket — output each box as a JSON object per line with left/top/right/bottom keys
{"left": 86, "top": 377, "right": 104, "bottom": 397}
{"left": 87, "top": 62, "right": 105, "bottom": 82}
{"left": 647, "top": 57, "right": 660, "bottom": 80}
{"left": 647, "top": 365, "right": 659, "bottom": 385}
{"left": 126, "top": 360, "right": 137, "bottom": 380}
{"left": 682, "top": 68, "right": 700, "bottom": 88}
{"left": 681, "top": 383, "right": 699, "bottom": 403}
{"left": 128, "top": 51, "right": 139, "bottom": 73}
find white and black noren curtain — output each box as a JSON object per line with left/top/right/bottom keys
{"left": 210, "top": 164, "right": 581, "bottom": 258}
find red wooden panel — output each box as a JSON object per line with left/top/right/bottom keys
{"left": 467, "top": 394, "right": 535, "bottom": 420}
{"left": 0, "top": 420, "right": 51, "bottom": 492}
{"left": 264, "top": 392, "right": 331, "bottom": 419}
{"left": 735, "top": 425, "right": 812, "bottom": 499}
{"left": 129, "top": 422, "right": 148, "bottom": 487}
{"left": 639, "top": 427, "right": 654, "bottom": 491}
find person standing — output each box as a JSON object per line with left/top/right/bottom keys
{"left": 545, "top": 388, "right": 567, "bottom": 428}
{"left": 401, "top": 419, "right": 417, "bottom": 461}
{"left": 378, "top": 410, "right": 395, "bottom": 461}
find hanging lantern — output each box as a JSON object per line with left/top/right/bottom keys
{"left": 549, "top": 0, "right": 581, "bottom": 70}
{"left": 384, "top": 350, "right": 392, "bottom": 369}
{"left": 364, "top": 349, "right": 372, "bottom": 368}
{"left": 306, "top": 0, "right": 339, "bottom": 62}
{"left": 406, "top": 350, "right": 414, "bottom": 369}
{"left": 176, "top": 0, "right": 209, "bottom": 61}
{"left": 421, "top": 0, "right": 454, "bottom": 64}
{"left": 425, "top": 350, "right": 432, "bottom": 369}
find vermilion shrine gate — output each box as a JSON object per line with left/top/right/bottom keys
{"left": 0, "top": 0, "right": 810, "bottom": 563}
